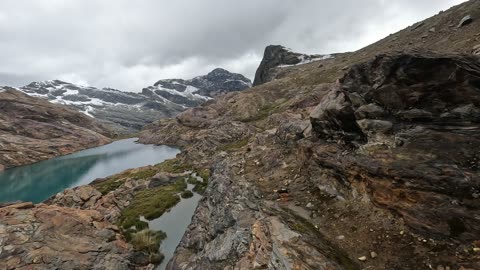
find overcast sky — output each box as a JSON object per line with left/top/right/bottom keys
{"left": 0, "top": 0, "right": 465, "bottom": 92}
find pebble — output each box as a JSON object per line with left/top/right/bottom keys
{"left": 358, "top": 256, "right": 367, "bottom": 262}
{"left": 370, "top": 251, "right": 378, "bottom": 258}
{"left": 306, "top": 202, "right": 314, "bottom": 208}
{"left": 400, "top": 230, "right": 405, "bottom": 235}
{"left": 336, "top": 235, "right": 345, "bottom": 240}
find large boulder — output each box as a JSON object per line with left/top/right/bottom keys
{"left": 309, "top": 51, "right": 480, "bottom": 241}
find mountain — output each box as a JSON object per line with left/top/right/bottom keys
{"left": 3, "top": 1, "right": 480, "bottom": 270}
{"left": 253, "top": 45, "right": 332, "bottom": 86}
{"left": 137, "top": 1, "right": 480, "bottom": 269}
{"left": 0, "top": 87, "right": 112, "bottom": 170}
{"left": 19, "top": 68, "right": 251, "bottom": 134}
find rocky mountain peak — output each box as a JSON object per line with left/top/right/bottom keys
{"left": 205, "top": 68, "right": 250, "bottom": 84}
{"left": 253, "top": 45, "right": 332, "bottom": 86}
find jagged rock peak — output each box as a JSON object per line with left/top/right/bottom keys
{"left": 150, "top": 68, "right": 252, "bottom": 99}
{"left": 253, "top": 45, "right": 332, "bottom": 86}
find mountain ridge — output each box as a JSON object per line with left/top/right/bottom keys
{"left": 17, "top": 68, "right": 252, "bottom": 133}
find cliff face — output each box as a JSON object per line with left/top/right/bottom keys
{"left": 137, "top": 1, "right": 480, "bottom": 269}
{"left": 252, "top": 45, "right": 329, "bottom": 86}
{"left": 0, "top": 88, "right": 112, "bottom": 170}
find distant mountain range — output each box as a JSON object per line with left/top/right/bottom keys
{"left": 17, "top": 68, "right": 251, "bottom": 133}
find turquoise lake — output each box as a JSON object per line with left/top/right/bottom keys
{"left": 0, "top": 138, "right": 180, "bottom": 203}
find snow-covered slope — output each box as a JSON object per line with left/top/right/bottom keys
{"left": 18, "top": 68, "right": 252, "bottom": 134}
{"left": 142, "top": 68, "right": 252, "bottom": 107}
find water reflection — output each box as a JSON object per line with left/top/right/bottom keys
{"left": 0, "top": 138, "right": 179, "bottom": 203}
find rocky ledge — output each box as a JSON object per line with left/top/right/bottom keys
{"left": 0, "top": 202, "right": 132, "bottom": 270}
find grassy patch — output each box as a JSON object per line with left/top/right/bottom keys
{"left": 181, "top": 190, "right": 194, "bottom": 198}
{"left": 130, "top": 168, "right": 157, "bottom": 180}
{"left": 92, "top": 167, "right": 158, "bottom": 195}
{"left": 93, "top": 178, "right": 125, "bottom": 195}
{"left": 198, "top": 169, "right": 210, "bottom": 181}
{"left": 243, "top": 104, "right": 278, "bottom": 122}
{"left": 118, "top": 178, "right": 187, "bottom": 229}
{"left": 219, "top": 137, "right": 249, "bottom": 152}
{"left": 155, "top": 158, "right": 193, "bottom": 173}
{"left": 130, "top": 229, "right": 166, "bottom": 264}
{"left": 192, "top": 180, "right": 208, "bottom": 195}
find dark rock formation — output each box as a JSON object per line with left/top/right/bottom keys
{"left": 253, "top": 45, "right": 329, "bottom": 86}
{"left": 310, "top": 51, "right": 480, "bottom": 241}
{"left": 458, "top": 15, "right": 473, "bottom": 27}
{"left": 151, "top": 68, "right": 251, "bottom": 101}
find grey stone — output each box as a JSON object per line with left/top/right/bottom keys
{"left": 357, "top": 119, "right": 393, "bottom": 134}
{"left": 458, "top": 15, "right": 473, "bottom": 27}
{"left": 355, "top": 104, "right": 385, "bottom": 119}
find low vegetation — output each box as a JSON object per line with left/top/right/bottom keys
{"left": 154, "top": 158, "right": 193, "bottom": 173}
{"left": 130, "top": 229, "right": 166, "bottom": 264}
{"left": 181, "top": 190, "right": 194, "bottom": 198}
{"left": 118, "top": 178, "right": 187, "bottom": 230}
{"left": 219, "top": 137, "right": 249, "bottom": 152}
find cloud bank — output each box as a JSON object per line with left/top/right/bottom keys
{"left": 0, "top": 0, "right": 465, "bottom": 91}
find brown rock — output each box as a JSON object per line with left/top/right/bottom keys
{"left": 0, "top": 88, "right": 112, "bottom": 169}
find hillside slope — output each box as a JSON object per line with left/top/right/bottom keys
{"left": 19, "top": 68, "right": 251, "bottom": 134}
{"left": 138, "top": 1, "right": 480, "bottom": 269}
{"left": 0, "top": 88, "right": 112, "bottom": 170}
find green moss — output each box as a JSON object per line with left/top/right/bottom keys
{"left": 130, "top": 168, "right": 157, "bottom": 180}
{"left": 130, "top": 229, "right": 166, "bottom": 264}
{"left": 92, "top": 167, "right": 158, "bottom": 195}
{"left": 242, "top": 99, "right": 288, "bottom": 123}
{"left": 291, "top": 222, "right": 310, "bottom": 233}
{"left": 219, "top": 137, "right": 249, "bottom": 152}
{"left": 93, "top": 178, "right": 125, "bottom": 195}
{"left": 181, "top": 190, "right": 194, "bottom": 198}
{"left": 155, "top": 158, "right": 193, "bottom": 173}
{"left": 118, "top": 179, "right": 187, "bottom": 229}
{"left": 192, "top": 180, "right": 208, "bottom": 195}
{"left": 198, "top": 169, "right": 210, "bottom": 181}
{"left": 186, "top": 176, "right": 198, "bottom": 185}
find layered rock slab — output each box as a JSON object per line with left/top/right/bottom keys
{"left": 0, "top": 202, "right": 131, "bottom": 270}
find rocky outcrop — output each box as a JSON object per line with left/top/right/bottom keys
{"left": 152, "top": 68, "right": 252, "bottom": 99}
{"left": 0, "top": 202, "right": 132, "bottom": 270}
{"left": 141, "top": 51, "right": 480, "bottom": 268}
{"left": 309, "top": 51, "right": 480, "bottom": 241}
{"left": 0, "top": 88, "right": 112, "bottom": 170}
{"left": 253, "top": 45, "right": 330, "bottom": 86}
{"left": 167, "top": 158, "right": 358, "bottom": 270}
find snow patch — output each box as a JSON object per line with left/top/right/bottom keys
{"left": 279, "top": 54, "right": 333, "bottom": 68}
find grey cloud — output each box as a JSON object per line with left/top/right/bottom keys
{"left": 0, "top": 0, "right": 465, "bottom": 91}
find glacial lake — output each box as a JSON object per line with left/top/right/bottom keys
{"left": 0, "top": 138, "right": 180, "bottom": 203}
